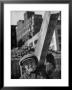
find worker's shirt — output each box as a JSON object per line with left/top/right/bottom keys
{"left": 45, "top": 62, "right": 54, "bottom": 73}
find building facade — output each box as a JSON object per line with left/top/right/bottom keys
{"left": 11, "top": 25, "right": 17, "bottom": 49}
{"left": 16, "top": 11, "right": 43, "bottom": 47}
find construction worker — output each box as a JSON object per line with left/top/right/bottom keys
{"left": 44, "top": 53, "right": 56, "bottom": 79}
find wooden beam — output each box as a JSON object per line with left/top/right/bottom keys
{"left": 40, "top": 13, "right": 59, "bottom": 64}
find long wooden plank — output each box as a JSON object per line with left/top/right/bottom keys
{"left": 34, "top": 12, "right": 51, "bottom": 61}
{"left": 40, "top": 13, "right": 59, "bottom": 64}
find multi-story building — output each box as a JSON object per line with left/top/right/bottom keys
{"left": 11, "top": 25, "right": 17, "bottom": 49}
{"left": 32, "top": 14, "right": 43, "bottom": 35}
{"left": 16, "top": 11, "right": 43, "bottom": 47}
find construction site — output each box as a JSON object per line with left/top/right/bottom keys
{"left": 11, "top": 11, "right": 61, "bottom": 79}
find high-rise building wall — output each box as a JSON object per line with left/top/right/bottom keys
{"left": 33, "top": 14, "right": 43, "bottom": 35}
{"left": 11, "top": 25, "right": 17, "bottom": 49}
{"left": 24, "top": 11, "right": 34, "bottom": 20}
{"left": 16, "top": 18, "right": 32, "bottom": 42}
{"left": 16, "top": 11, "right": 43, "bottom": 47}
